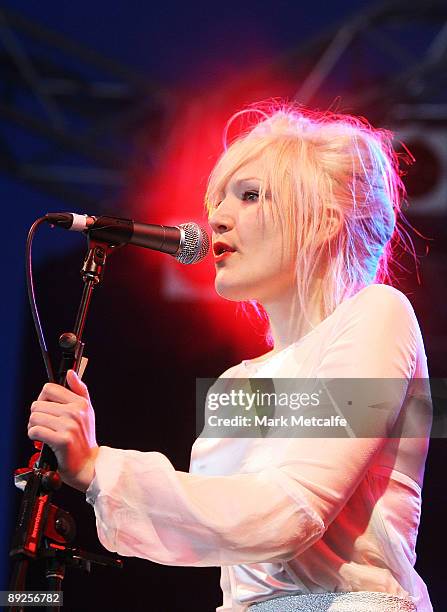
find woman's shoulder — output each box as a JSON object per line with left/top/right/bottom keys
{"left": 349, "top": 283, "right": 414, "bottom": 308}
{"left": 339, "top": 284, "right": 419, "bottom": 327}
{"left": 323, "top": 283, "right": 427, "bottom": 378}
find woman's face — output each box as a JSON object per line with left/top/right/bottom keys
{"left": 209, "top": 158, "right": 296, "bottom": 304}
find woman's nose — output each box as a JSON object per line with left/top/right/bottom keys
{"left": 208, "top": 200, "right": 235, "bottom": 234}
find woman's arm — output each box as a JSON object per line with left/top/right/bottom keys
{"left": 86, "top": 445, "right": 326, "bottom": 566}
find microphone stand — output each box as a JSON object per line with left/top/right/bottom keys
{"left": 9, "top": 238, "right": 123, "bottom": 612}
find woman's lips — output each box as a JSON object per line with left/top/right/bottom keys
{"left": 214, "top": 250, "right": 235, "bottom": 263}
{"left": 213, "top": 240, "right": 237, "bottom": 262}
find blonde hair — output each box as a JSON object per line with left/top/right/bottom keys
{"left": 206, "top": 101, "right": 411, "bottom": 343}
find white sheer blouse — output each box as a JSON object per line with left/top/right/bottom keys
{"left": 86, "top": 284, "right": 433, "bottom": 611}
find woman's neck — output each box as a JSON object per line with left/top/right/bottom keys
{"left": 262, "top": 280, "right": 325, "bottom": 354}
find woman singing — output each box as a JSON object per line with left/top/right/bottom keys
{"left": 28, "top": 103, "right": 432, "bottom": 611}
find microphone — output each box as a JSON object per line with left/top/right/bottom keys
{"left": 45, "top": 212, "right": 210, "bottom": 264}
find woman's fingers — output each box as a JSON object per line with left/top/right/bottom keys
{"left": 28, "top": 410, "right": 61, "bottom": 432}
{"left": 28, "top": 411, "right": 81, "bottom": 440}
{"left": 37, "top": 381, "right": 87, "bottom": 404}
{"left": 36, "top": 371, "right": 90, "bottom": 404}
{"left": 28, "top": 425, "right": 69, "bottom": 451}
{"left": 66, "top": 369, "right": 90, "bottom": 400}
{"left": 30, "top": 399, "right": 87, "bottom": 419}
{"left": 31, "top": 400, "right": 63, "bottom": 416}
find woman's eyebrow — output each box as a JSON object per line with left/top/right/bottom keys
{"left": 235, "top": 177, "right": 262, "bottom": 185}
{"left": 224, "top": 177, "right": 262, "bottom": 194}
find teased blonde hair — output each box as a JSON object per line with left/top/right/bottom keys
{"left": 206, "top": 101, "right": 410, "bottom": 343}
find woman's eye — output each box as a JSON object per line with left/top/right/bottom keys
{"left": 241, "top": 190, "right": 259, "bottom": 202}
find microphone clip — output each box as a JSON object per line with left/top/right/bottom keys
{"left": 82, "top": 239, "right": 116, "bottom": 284}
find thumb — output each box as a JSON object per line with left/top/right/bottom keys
{"left": 66, "top": 369, "right": 90, "bottom": 400}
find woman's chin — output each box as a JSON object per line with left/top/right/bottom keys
{"left": 214, "top": 279, "right": 255, "bottom": 302}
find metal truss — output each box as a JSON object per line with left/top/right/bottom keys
{"left": 287, "top": 0, "right": 447, "bottom": 120}
{"left": 0, "top": 7, "right": 175, "bottom": 208}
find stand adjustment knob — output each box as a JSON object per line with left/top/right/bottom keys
{"left": 59, "top": 333, "right": 77, "bottom": 350}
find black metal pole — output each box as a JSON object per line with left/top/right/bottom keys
{"left": 9, "top": 237, "right": 115, "bottom": 610}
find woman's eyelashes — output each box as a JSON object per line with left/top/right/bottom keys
{"left": 211, "top": 188, "right": 262, "bottom": 209}
{"left": 241, "top": 190, "right": 260, "bottom": 202}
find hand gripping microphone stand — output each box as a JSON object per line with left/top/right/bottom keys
{"left": 9, "top": 225, "right": 124, "bottom": 612}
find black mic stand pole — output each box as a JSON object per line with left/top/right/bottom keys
{"left": 9, "top": 237, "right": 123, "bottom": 612}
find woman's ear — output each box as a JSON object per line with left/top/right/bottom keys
{"left": 324, "top": 205, "right": 343, "bottom": 242}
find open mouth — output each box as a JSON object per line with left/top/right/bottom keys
{"left": 213, "top": 242, "right": 236, "bottom": 261}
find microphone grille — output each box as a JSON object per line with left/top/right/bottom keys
{"left": 175, "top": 223, "right": 210, "bottom": 264}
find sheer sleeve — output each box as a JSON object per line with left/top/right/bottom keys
{"left": 86, "top": 446, "right": 325, "bottom": 566}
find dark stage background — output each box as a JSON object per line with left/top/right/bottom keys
{"left": 2, "top": 1, "right": 447, "bottom": 610}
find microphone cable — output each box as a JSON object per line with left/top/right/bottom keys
{"left": 25, "top": 217, "right": 55, "bottom": 382}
